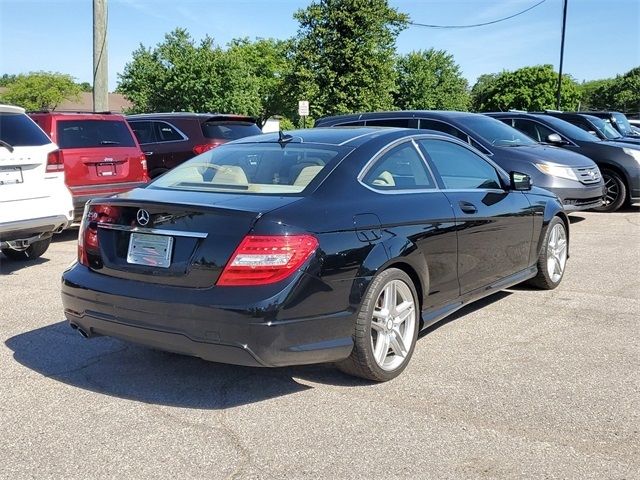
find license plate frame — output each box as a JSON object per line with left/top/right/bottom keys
{"left": 0, "top": 167, "right": 23, "bottom": 185}
{"left": 96, "top": 163, "right": 116, "bottom": 177}
{"left": 126, "top": 232, "right": 173, "bottom": 268}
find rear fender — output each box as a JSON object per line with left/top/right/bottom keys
{"left": 348, "top": 236, "right": 429, "bottom": 308}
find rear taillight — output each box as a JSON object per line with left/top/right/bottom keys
{"left": 140, "top": 154, "right": 150, "bottom": 182}
{"left": 217, "top": 235, "right": 319, "bottom": 286}
{"left": 46, "top": 150, "right": 64, "bottom": 172}
{"left": 193, "top": 143, "right": 222, "bottom": 155}
{"left": 78, "top": 204, "right": 122, "bottom": 266}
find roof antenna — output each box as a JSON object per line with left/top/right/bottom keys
{"left": 278, "top": 129, "right": 293, "bottom": 145}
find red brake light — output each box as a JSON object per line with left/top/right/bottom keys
{"left": 78, "top": 204, "right": 121, "bottom": 266}
{"left": 217, "top": 235, "right": 319, "bottom": 286}
{"left": 139, "top": 153, "right": 150, "bottom": 181}
{"left": 193, "top": 143, "right": 222, "bottom": 155}
{"left": 46, "top": 149, "right": 64, "bottom": 172}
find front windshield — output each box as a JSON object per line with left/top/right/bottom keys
{"left": 540, "top": 115, "right": 600, "bottom": 142}
{"left": 150, "top": 143, "right": 348, "bottom": 195}
{"left": 462, "top": 115, "right": 537, "bottom": 147}
{"left": 612, "top": 113, "right": 632, "bottom": 136}
{"left": 586, "top": 116, "right": 622, "bottom": 139}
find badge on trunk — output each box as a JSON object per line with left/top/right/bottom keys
{"left": 136, "top": 209, "right": 150, "bottom": 226}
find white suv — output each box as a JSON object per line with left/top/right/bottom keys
{"left": 0, "top": 104, "right": 73, "bottom": 260}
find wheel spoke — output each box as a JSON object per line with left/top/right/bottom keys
{"left": 371, "top": 317, "right": 386, "bottom": 332}
{"left": 374, "top": 332, "right": 390, "bottom": 364}
{"left": 383, "top": 283, "right": 397, "bottom": 313}
{"left": 390, "top": 329, "right": 408, "bottom": 358}
{"left": 553, "top": 256, "right": 562, "bottom": 275}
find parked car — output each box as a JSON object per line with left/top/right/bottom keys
{"left": 126, "top": 113, "right": 262, "bottom": 178}
{"left": 577, "top": 111, "right": 640, "bottom": 138}
{"left": 487, "top": 112, "right": 640, "bottom": 212}
{"left": 539, "top": 111, "right": 640, "bottom": 146}
{"left": 316, "top": 111, "right": 604, "bottom": 212}
{"left": 62, "top": 127, "right": 568, "bottom": 381}
{"left": 0, "top": 104, "right": 73, "bottom": 260}
{"left": 29, "top": 111, "right": 149, "bottom": 220}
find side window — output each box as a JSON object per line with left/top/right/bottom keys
{"left": 419, "top": 119, "right": 468, "bottom": 142}
{"left": 418, "top": 139, "right": 502, "bottom": 190}
{"left": 362, "top": 142, "right": 435, "bottom": 190}
{"left": 129, "top": 121, "right": 156, "bottom": 144}
{"left": 513, "top": 119, "right": 555, "bottom": 142}
{"left": 335, "top": 120, "right": 365, "bottom": 126}
{"left": 154, "top": 122, "right": 184, "bottom": 142}
{"left": 364, "top": 118, "right": 417, "bottom": 128}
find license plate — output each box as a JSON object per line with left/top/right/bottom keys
{"left": 97, "top": 163, "right": 116, "bottom": 177}
{"left": 127, "top": 233, "right": 173, "bottom": 268}
{"left": 0, "top": 167, "right": 23, "bottom": 185}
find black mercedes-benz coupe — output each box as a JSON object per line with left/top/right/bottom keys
{"left": 62, "top": 127, "right": 569, "bottom": 381}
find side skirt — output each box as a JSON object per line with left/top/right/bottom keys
{"left": 420, "top": 266, "right": 537, "bottom": 330}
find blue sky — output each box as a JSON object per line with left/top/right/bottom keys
{"left": 0, "top": 0, "right": 638, "bottom": 92}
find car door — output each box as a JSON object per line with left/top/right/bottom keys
{"left": 417, "top": 138, "right": 534, "bottom": 294}
{"left": 359, "top": 139, "right": 460, "bottom": 310}
{"left": 128, "top": 120, "right": 165, "bottom": 175}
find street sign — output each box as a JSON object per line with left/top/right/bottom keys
{"left": 298, "top": 100, "right": 309, "bottom": 117}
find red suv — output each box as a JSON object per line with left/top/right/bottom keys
{"left": 29, "top": 112, "right": 149, "bottom": 220}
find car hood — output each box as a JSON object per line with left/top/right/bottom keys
{"left": 494, "top": 144, "right": 595, "bottom": 167}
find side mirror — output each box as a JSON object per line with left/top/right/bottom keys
{"left": 546, "top": 133, "right": 565, "bottom": 144}
{"left": 587, "top": 130, "right": 599, "bottom": 137}
{"left": 510, "top": 171, "right": 532, "bottom": 191}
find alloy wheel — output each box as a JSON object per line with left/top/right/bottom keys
{"left": 603, "top": 173, "right": 620, "bottom": 207}
{"left": 546, "top": 223, "right": 567, "bottom": 283}
{"left": 370, "top": 279, "right": 416, "bottom": 371}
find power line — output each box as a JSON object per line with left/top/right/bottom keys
{"left": 409, "top": 0, "right": 547, "bottom": 29}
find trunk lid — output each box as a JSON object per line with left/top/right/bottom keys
{"left": 83, "top": 190, "right": 300, "bottom": 288}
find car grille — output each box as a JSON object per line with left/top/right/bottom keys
{"left": 574, "top": 166, "right": 601, "bottom": 184}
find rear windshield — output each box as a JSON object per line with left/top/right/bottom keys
{"left": 201, "top": 121, "right": 262, "bottom": 140}
{"left": 462, "top": 115, "right": 536, "bottom": 147}
{"left": 57, "top": 120, "right": 136, "bottom": 148}
{"left": 0, "top": 113, "right": 50, "bottom": 147}
{"left": 150, "top": 143, "right": 348, "bottom": 195}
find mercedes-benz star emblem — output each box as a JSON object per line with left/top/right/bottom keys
{"left": 136, "top": 209, "right": 150, "bottom": 226}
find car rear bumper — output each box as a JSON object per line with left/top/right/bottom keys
{"left": 0, "top": 214, "right": 71, "bottom": 243}
{"left": 61, "top": 264, "right": 355, "bottom": 368}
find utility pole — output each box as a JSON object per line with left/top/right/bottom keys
{"left": 93, "top": 0, "right": 109, "bottom": 112}
{"left": 556, "top": 0, "right": 568, "bottom": 110}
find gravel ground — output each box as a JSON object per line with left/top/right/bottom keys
{"left": 1, "top": 207, "right": 638, "bottom": 479}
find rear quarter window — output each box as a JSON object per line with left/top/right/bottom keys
{"left": 56, "top": 119, "right": 136, "bottom": 148}
{"left": 0, "top": 113, "right": 51, "bottom": 146}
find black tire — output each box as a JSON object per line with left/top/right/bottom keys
{"left": 337, "top": 268, "right": 420, "bottom": 382}
{"left": 527, "top": 217, "right": 567, "bottom": 290}
{"left": 1, "top": 237, "right": 51, "bottom": 261}
{"left": 593, "top": 169, "right": 626, "bottom": 212}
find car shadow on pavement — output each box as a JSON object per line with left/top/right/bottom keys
{"left": 5, "top": 321, "right": 376, "bottom": 409}
{"left": 0, "top": 256, "right": 49, "bottom": 275}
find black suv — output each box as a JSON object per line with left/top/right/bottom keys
{"left": 316, "top": 111, "right": 604, "bottom": 213}
{"left": 577, "top": 111, "right": 639, "bottom": 139}
{"left": 488, "top": 112, "right": 640, "bottom": 212}
{"left": 127, "top": 113, "right": 262, "bottom": 178}
{"left": 540, "top": 111, "right": 640, "bottom": 146}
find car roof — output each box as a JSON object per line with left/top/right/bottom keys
{"left": 0, "top": 104, "right": 26, "bottom": 114}
{"left": 316, "top": 110, "right": 482, "bottom": 125}
{"left": 28, "top": 111, "right": 126, "bottom": 120}
{"left": 231, "top": 127, "right": 427, "bottom": 148}
{"left": 126, "top": 112, "right": 256, "bottom": 122}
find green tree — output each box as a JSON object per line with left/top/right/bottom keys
{"left": 395, "top": 49, "right": 469, "bottom": 111}
{"left": 286, "top": 0, "right": 408, "bottom": 120}
{"left": 0, "top": 74, "right": 18, "bottom": 87}
{"left": 0, "top": 71, "right": 81, "bottom": 110}
{"left": 117, "top": 29, "right": 260, "bottom": 116}
{"left": 226, "top": 37, "right": 292, "bottom": 126}
{"left": 470, "top": 65, "right": 581, "bottom": 112}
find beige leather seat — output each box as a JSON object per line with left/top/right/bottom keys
{"left": 212, "top": 165, "right": 248, "bottom": 185}
{"left": 293, "top": 165, "right": 323, "bottom": 187}
{"left": 372, "top": 171, "right": 395, "bottom": 187}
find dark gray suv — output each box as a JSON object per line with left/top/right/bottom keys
{"left": 316, "top": 111, "right": 604, "bottom": 212}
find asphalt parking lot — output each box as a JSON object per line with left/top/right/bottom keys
{"left": 1, "top": 208, "right": 638, "bottom": 479}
